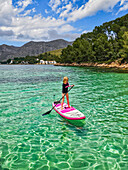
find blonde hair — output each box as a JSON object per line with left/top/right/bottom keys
{"left": 63, "top": 77, "right": 68, "bottom": 84}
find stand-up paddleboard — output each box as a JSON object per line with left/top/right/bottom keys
{"left": 52, "top": 102, "right": 86, "bottom": 127}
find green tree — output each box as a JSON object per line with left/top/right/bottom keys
{"left": 92, "top": 34, "right": 113, "bottom": 62}
{"left": 7, "top": 59, "right": 12, "bottom": 64}
{"left": 120, "top": 31, "right": 128, "bottom": 62}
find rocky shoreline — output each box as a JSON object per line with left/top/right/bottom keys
{"left": 54, "top": 62, "right": 128, "bottom": 71}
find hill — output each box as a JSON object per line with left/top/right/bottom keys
{"left": 0, "top": 39, "right": 72, "bottom": 61}
{"left": 48, "top": 49, "right": 62, "bottom": 56}
{"left": 60, "top": 14, "right": 128, "bottom": 64}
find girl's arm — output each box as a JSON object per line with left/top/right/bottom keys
{"left": 65, "top": 84, "right": 74, "bottom": 88}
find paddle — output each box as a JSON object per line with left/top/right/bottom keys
{"left": 42, "top": 85, "right": 74, "bottom": 116}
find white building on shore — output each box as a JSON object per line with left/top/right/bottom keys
{"left": 10, "top": 60, "right": 13, "bottom": 64}
{"left": 40, "top": 60, "right": 56, "bottom": 65}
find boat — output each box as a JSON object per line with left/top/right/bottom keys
{"left": 52, "top": 102, "right": 86, "bottom": 127}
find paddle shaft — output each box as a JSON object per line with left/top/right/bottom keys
{"left": 42, "top": 85, "right": 74, "bottom": 116}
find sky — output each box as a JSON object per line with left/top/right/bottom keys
{"left": 0, "top": 0, "right": 128, "bottom": 46}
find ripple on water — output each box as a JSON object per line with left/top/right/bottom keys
{"left": 0, "top": 65, "right": 128, "bottom": 169}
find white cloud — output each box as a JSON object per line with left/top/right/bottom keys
{"left": 49, "top": 0, "right": 77, "bottom": 13}
{"left": 47, "top": 29, "right": 79, "bottom": 40}
{"left": 0, "top": 29, "right": 14, "bottom": 36}
{"left": 15, "top": 0, "right": 33, "bottom": 14}
{"left": 119, "top": 3, "right": 128, "bottom": 12}
{"left": 0, "top": 0, "right": 128, "bottom": 43}
{"left": 16, "top": 0, "right": 33, "bottom": 8}
{"left": 82, "top": 30, "right": 92, "bottom": 34}
{"left": 118, "top": 0, "right": 128, "bottom": 12}
{"left": 59, "top": 2, "right": 73, "bottom": 18}
{"left": 49, "top": 0, "right": 61, "bottom": 11}
{"left": 20, "top": 8, "right": 35, "bottom": 16}
{"left": 45, "top": 9, "right": 49, "bottom": 14}
{"left": 62, "top": 0, "right": 69, "bottom": 4}
{"left": 59, "top": 24, "right": 75, "bottom": 33}
{"left": 0, "top": 0, "right": 15, "bottom": 26}
{"left": 48, "top": 0, "right": 128, "bottom": 22}
{"left": 67, "top": 0, "right": 121, "bottom": 21}
{"left": 48, "top": 0, "right": 127, "bottom": 22}
{"left": 120, "top": 0, "right": 126, "bottom": 6}
{"left": 0, "top": 0, "right": 76, "bottom": 42}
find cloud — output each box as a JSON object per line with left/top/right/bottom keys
{"left": 0, "top": 29, "right": 14, "bottom": 36}
{"left": 0, "top": 0, "right": 15, "bottom": 26}
{"left": 10, "top": 15, "right": 68, "bottom": 41}
{"left": 119, "top": 3, "right": 128, "bottom": 11}
{"left": 118, "top": 0, "right": 128, "bottom": 13}
{"left": 49, "top": 0, "right": 76, "bottom": 14}
{"left": 0, "top": 0, "right": 128, "bottom": 44}
{"left": 16, "top": 0, "right": 33, "bottom": 13}
{"left": 47, "top": 29, "right": 79, "bottom": 40}
{"left": 120, "top": 0, "right": 126, "bottom": 6}
{"left": 0, "top": 0, "right": 35, "bottom": 26}
{"left": 48, "top": 30, "right": 61, "bottom": 39}
{"left": 0, "top": 0, "right": 76, "bottom": 42}
{"left": 82, "top": 30, "right": 93, "bottom": 34}
{"left": 59, "top": 24, "right": 75, "bottom": 33}
{"left": 67, "top": 0, "right": 121, "bottom": 22}
{"left": 50, "top": 0, "right": 127, "bottom": 22}
{"left": 45, "top": 9, "right": 49, "bottom": 14}
{"left": 49, "top": 0, "right": 128, "bottom": 22}
{"left": 49, "top": 0, "right": 61, "bottom": 11}
{"left": 59, "top": 2, "right": 73, "bottom": 18}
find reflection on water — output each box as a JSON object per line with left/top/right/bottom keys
{"left": 0, "top": 65, "right": 128, "bottom": 169}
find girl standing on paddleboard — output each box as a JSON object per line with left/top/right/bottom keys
{"left": 61, "top": 77, "right": 74, "bottom": 110}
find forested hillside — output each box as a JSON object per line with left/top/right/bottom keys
{"left": 61, "top": 14, "right": 128, "bottom": 64}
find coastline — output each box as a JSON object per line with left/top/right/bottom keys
{"left": 1, "top": 62, "right": 128, "bottom": 72}
{"left": 54, "top": 62, "right": 128, "bottom": 72}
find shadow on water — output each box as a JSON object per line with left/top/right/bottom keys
{"left": 58, "top": 119, "right": 89, "bottom": 137}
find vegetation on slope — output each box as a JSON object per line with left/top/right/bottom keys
{"left": 60, "top": 14, "right": 128, "bottom": 64}
{"left": 48, "top": 49, "right": 62, "bottom": 56}
{"left": 5, "top": 51, "right": 61, "bottom": 64}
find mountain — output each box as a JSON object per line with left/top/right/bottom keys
{"left": 0, "top": 39, "right": 72, "bottom": 61}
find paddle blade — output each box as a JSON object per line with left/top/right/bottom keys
{"left": 42, "top": 110, "right": 51, "bottom": 116}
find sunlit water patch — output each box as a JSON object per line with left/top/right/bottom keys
{"left": 0, "top": 65, "right": 128, "bottom": 170}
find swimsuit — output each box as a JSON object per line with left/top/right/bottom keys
{"left": 62, "top": 83, "right": 69, "bottom": 93}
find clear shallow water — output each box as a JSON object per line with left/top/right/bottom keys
{"left": 0, "top": 65, "right": 128, "bottom": 170}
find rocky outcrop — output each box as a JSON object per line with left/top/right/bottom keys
{"left": 54, "top": 62, "right": 128, "bottom": 70}
{"left": 0, "top": 39, "right": 72, "bottom": 61}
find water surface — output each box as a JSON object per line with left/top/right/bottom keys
{"left": 0, "top": 65, "right": 128, "bottom": 170}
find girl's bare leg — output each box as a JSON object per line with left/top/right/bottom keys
{"left": 61, "top": 93, "right": 65, "bottom": 110}
{"left": 66, "top": 93, "right": 70, "bottom": 108}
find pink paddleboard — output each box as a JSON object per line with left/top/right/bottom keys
{"left": 52, "top": 103, "right": 86, "bottom": 120}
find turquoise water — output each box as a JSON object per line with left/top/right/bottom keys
{"left": 0, "top": 65, "right": 128, "bottom": 170}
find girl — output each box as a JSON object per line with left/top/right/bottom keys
{"left": 61, "top": 77, "right": 74, "bottom": 110}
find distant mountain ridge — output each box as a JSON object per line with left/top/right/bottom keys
{"left": 0, "top": 39, "right": 72, "bottom": 61}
